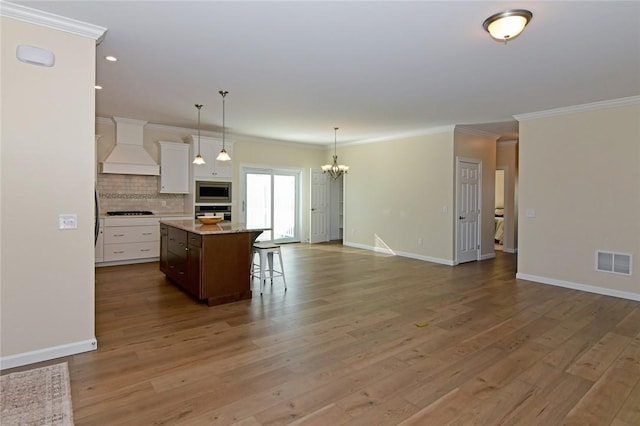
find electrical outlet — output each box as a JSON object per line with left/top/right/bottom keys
{"left": 417, "top": 237, "right": 423, "bottom": 246}
{"left": 58, "top": 214, "right": 77, "bottom": 230}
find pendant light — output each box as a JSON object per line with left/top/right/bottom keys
{"left": 216, "top": 90, "right": 231, "bottom": 161}
{"left": 192, "top": 104, "right": 206, "bottom": 165}
{"left": 321, "top": 127, "right": 349, "bottom": 179}
{"left": 483, "top": 9, "right": 532, "bottom": 43}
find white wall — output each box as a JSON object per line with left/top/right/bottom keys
{"left": 517, "top": 99, "right": 640, "bottom": 299}
{"left": 1, "top": 13, "right": 104, "bottom": 367}
{"left": 341, "top": 130, "right": 456, "bottom": 264}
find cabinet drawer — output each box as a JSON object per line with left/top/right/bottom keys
{"left": 187, "top": 232, "right": 201, "bottom": 247}
{"left": 104, "top": 241, "right": 160, "bottom": 261}
{"left": 104, "top": 225, "right": 159, "bottom": 244}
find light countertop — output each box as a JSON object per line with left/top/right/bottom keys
{"left": 160, "top": 219, "right": 269, "bottom": 235}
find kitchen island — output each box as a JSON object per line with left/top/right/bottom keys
{"left": 159, "top": 220, "right": 267, "bottom": 306}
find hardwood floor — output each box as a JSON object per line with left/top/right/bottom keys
{"left": 13, "top": 243, "right": 640, "bottom": 424}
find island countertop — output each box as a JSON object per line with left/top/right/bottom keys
{"left": 159, "top": 219, "right": 269, "bottom": 235}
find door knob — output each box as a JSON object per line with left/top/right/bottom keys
{"left": 459, "top": 216, "right": 465, "bottom": 220}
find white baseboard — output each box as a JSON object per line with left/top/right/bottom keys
{"left": 503, "top": 247, "right": 518, "bottom": 254}
{"left": 516, "top": 273, "right": 640, "bottom": 302}
{"left": 0, "top": 338, "right": 97, "bottom": 370}
{"left": 480, "top": 253, "right": 496, "bottom": 261}
{"left": 343, "top": 242, "right": 455, "bottom": 266}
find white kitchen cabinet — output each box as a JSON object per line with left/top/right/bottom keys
{"left": 103, "top": 217, "right": 160, "bottom": 262}
{"left": 97, "top": 216, "right": 192, "bottom": 265}
{"left": 159, "top": 141, "right": 190, "bottom": 193}
{"left": 188, "top": 135, "right": 234, "bottom": 180}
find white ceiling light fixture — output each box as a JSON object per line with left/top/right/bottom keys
{"left": 216, "top": 90, "right": 231, "bottom": 161}
{"left": 105, "top": 55, "right": 118, "bottom": 62}
{"left": 193, "top": 104, "right": 205, "bottom": 165}
{"left": 483, "top": 9, "right": 533, "bottom": 43}
{"left": 321, "top": 127, "right": 349, "bottom": 180}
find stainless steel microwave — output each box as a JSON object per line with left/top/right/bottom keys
{"left": 195, "top": 181, "right": 231, "bottom": 203}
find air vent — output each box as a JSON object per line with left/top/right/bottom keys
{"left": 596, "top": 251, "right": 632, "bottom": 276}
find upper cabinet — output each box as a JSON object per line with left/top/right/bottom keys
{"left": 158, "top": 141, "right": 190, "bottom": 193}
{"left": 187, "top": 135, "right": 234, "bottom": 181}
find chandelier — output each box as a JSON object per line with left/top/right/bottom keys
{"left": 321, "top": 127, "right": 349, "bottom": 179}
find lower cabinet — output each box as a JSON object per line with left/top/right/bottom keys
{"left": 103, "top": 219, "right": 159, "bottom": 262}
{"left": 164, "top": 226, "right": 202, "bottom": 298}
{"left": 98, "top": 215, "right": 191, "bottom": 266}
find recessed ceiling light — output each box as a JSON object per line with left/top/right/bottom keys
{"left": 105, "top": 55, "right": 118, "bottom": 62}
{"left": 95, "top": 85, "right": 102, "bottom": 90}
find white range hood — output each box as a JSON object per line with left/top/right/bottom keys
{"left": 100, "top": 117, "right": 160, "bottom": 175}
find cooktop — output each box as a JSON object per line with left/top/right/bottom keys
{"left": 106, "top": 210, "right": 154, "bottom": 216}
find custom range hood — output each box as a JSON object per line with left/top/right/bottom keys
{"left": 100, "top": 117, "right": 159, "bottom": 175}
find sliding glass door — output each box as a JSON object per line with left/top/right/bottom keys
{"left": 243, "top": 167, "right": 301, "bottom": 243}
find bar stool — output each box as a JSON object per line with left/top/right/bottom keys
{"left": 251, "top": 243, "right": 287, "bottom": 294}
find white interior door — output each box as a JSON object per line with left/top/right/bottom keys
{"left": 309, "top": 169, "right": 329, "bottom": 243}
{"left": 456, "top": 158, "right": 481, "bottom": 264}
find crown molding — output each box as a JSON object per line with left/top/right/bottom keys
{"left": 0, "top": 1, "right": 107, "bottom": 42}
{"left": 343, "top": 125, "right": 456, "bottom": 147}
{"left": 515, "top": 96, "right": 640, "bottom": 121}
{"left": 455, "top": 125, "right": 500, "bottom": 140}
{"left": 497, "top": 139, "right": 518, "bottom": 146}
{"left": 95, "top": 116, "right": 324, "bottom": 150}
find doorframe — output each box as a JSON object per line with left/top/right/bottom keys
{"left": 239, "top": 163, "right": 304, "bottom": 243}
{"left": 454, "top": 156, "right": 482, "bottom": 265}
{"left": 495, "top": 165, "right": 509, "bottom": 251}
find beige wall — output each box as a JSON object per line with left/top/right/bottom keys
{"left": 1, "top": 17, "right": 100, "bottom": 366}
{"left": 341, "top": 130, "right": 456, "bottom": 263}
{"left": 518, "top": 101, "right": 640, "bottom": 298}
{"left": 454, "top": 129, "right": 497, "bottom": 260}
{"left": 496, "top": 140, "right": 518, "bottom": 252}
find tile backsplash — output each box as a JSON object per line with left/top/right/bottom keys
{"left": 97, "top": 174, "right": 187, "bottom": 214}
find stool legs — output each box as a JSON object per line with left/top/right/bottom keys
{"left": 251, "top": 246, "right": 286, "bottom": 295}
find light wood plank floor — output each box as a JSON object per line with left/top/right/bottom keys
{"left": 9, "top": 243, "right": 640, "bottom": 425}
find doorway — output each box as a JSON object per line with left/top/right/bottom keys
{"left": 242, "top": 167, "right": 302, "bottom": 243}
{"left": 495, "top": 169, "right": 506, "bottom": 251}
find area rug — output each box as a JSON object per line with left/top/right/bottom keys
{"left": 1, "top": 362, "right": 74, "bottom": 425}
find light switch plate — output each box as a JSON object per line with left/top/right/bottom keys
{"left": 58, "top": 214, "right": 78, "bottom": 229}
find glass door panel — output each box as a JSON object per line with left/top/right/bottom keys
{"left": 244, "top": 168, "right": 301, "bottom": 243}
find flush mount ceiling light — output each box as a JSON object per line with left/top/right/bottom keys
{"left": 105, "top": 55, "right": 118, "bottom": 62}
{"left": 321, "top": 127, "right": 349, "bottom": 180}
{"left": 483, "top": 9, "right": 533, "bottom": 43}
{"left": 216, "top": 90, "right": 231, "bottom": 161}
{"left": 193, "top": 104, "right": 206, "bottom": 165}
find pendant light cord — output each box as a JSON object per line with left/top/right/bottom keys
{"left": 219, "top": 90, "right": 228, "bottom": 150}
{"left": 195, "top": 104, "right": 203, "bottom": 155}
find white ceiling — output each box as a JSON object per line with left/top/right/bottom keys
{"left": 13, "top": 1, "right": 640, "bottom": 145}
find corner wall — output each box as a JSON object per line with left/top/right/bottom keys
{"left": 341, "top": 130, "right": 456, "bottom": 264}
{"left": 1, "top": 15, "right": 103, "bottom": 367}
{"left": 517, "top": 100, "right": 640, "bottom": 299}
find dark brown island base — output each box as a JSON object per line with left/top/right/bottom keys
{"left": 159, "top": 220, "right": 268, "bottom": 306}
